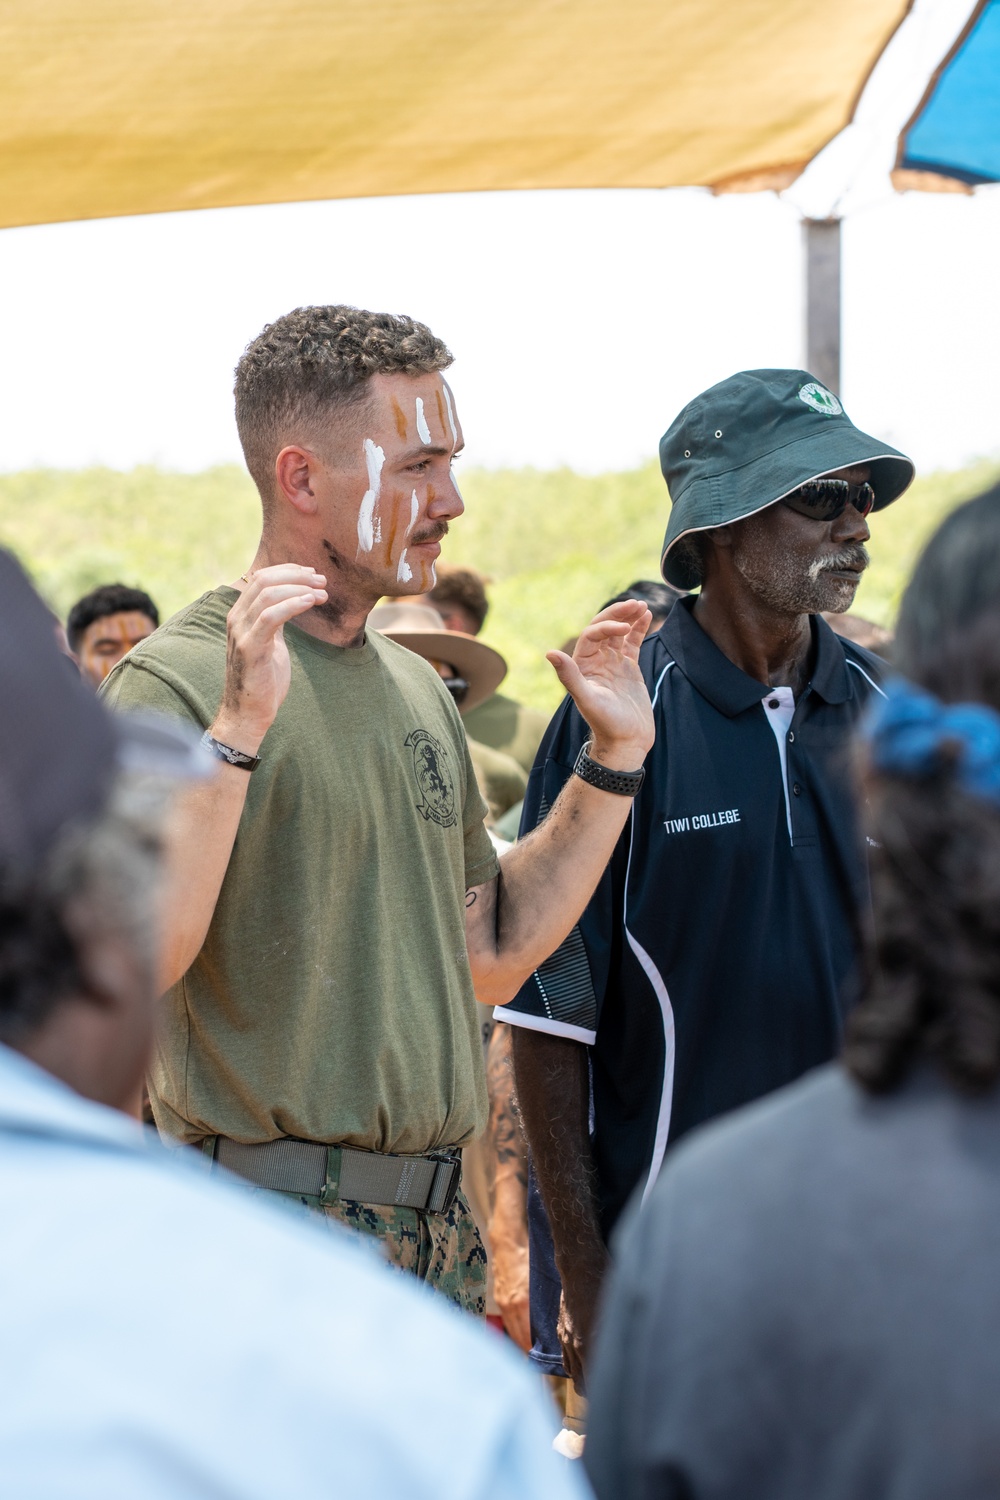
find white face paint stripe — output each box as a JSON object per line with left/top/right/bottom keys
{"left": 415, "top": 397, "right": 431, "bottom": 445}
{"left": 357, "top": 439, "right": 385, "bottom": 554}
{"left": 442, "top": 384, "right": 458, "bottom": 445}
{"left": 397, "top": 551, "right": 412, "bottom": 583}
{"left": 405, "top": 489, "right": 419, "bottom": 536}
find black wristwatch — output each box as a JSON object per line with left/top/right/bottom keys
{"left": 572, "top": 740, "right": 645, "bottom": 797}
{"left": 200, "top": 730, "right": 261, "bottom": 772}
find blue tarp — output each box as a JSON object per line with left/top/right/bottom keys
{"left": 899, "top": 0, "right": 1000, "bottom": 185}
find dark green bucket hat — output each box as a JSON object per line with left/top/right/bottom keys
{"left": 659, "top": 369, "right": 915, "bottom": 590}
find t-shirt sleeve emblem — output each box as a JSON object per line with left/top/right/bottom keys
{"left": 405, "top": 729, "right": 458, "bottom": 828}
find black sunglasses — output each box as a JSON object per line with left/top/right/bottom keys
{"left": 781, "top": 478, "right": 875, "bottom": 523}
{"left": 444, "top": 675, "right": 469, "bottom": 707}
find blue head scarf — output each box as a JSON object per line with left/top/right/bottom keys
{"left": 866, "top": 678, "right": 1000, "bottom": 807}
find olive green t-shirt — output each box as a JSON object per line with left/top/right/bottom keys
{"left": 101, "top": 587, "right": 499, "bottom": 1153}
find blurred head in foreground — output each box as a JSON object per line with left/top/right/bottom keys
{"left": 67, "top": 583, "right": 159, "bottom": 687}
{"left": 0, "top": 553, "right": 203, "bottom": 1109}
{"left": 845, "top": 481, "right": 1000, "bottom": 1095}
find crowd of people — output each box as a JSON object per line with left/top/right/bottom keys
{"left": 3, "top": 301, "right": 1000, "bottom": 1496}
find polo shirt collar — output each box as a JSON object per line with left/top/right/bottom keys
{"left": 808, "top": 611, "right": 853, "bottom": 704}
{"left": 661, "top": 597, "right": 852, "bottom": 716}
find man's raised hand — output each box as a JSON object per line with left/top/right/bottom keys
{"left": 546, "top": 600, "right": 655, "bottom": 770}
{"left": 213, "top": 565, "right": 327, "bottom": 754}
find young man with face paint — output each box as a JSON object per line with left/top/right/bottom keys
{"left": 499, "top": 369, "right": 916, "bottom": 1394}
{"left": 67, "top": 583, "right": 159, "bottom": 687}
{"left": 101, "top": 305, "right": 654, "bottom": 1312}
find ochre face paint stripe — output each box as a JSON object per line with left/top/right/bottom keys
{"left": 391, "top": 397, "right": 408, "bottom": 439}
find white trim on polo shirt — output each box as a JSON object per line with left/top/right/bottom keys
{"left": 491, "top": 1007, "right": 597, "bottom": 1046}
{"left": 847, "top": 659, "right": 887, "bottom": 699}
{"left": 762, "top": 686, "right": 795, "bottom": 842}
{"left": 630, "top": 660, "right": 678, "bottom": 1206}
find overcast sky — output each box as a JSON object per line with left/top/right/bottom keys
{"left": 0, "top": 0, "right": 993, "bottom": 480}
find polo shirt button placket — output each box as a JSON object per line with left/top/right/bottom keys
{"left": 762, "top": 688, "right": 797, "bottom": 843}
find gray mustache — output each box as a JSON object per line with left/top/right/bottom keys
{"left": 814, "top": 545, "right": 869, "bottom": 574}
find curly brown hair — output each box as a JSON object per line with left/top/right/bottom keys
{"left": 234, "top": 305, "right": 453, "bottom": 499}
{"left": 428, "top": 567, "right": 490, "bottom": 633}
{"left": 843, "top": 483, "right": 1000, "bottom": 1094}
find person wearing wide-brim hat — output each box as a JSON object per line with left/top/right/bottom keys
{"left": 366, "top": 603, "right": 507, "bottom": 714}
{"left": 367, "top": 603, "right": 527, "bottom": 827}
{"left": 503, "top": 369, "right": 916, "bottom": 1396}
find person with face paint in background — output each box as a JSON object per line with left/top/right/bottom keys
{"left": 101, "top": 305, "right": 654, "bottom": 1312}
{"left": 67, "top": 583, "right": 159, "bottom": 687}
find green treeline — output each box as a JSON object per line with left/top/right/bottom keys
{"left": 2, "top": 457, "right": 997, "bottom": 712}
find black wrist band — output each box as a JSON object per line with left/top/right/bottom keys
{"left": 200, "top": 730, "right": 261, "bottom": 772}
{"left": 572, "top": 740, "right": 645, "bottom": 797}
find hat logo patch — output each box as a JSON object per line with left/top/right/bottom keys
{"left": 798, "top": 382, "right": 842, "bottom": 417}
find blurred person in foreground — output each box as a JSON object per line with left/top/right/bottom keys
{"left": 500, "top": 370, "right": 914, "bottom": 1392}
{"left": 67, "top": 582, "right": 159, "bottom": 687}
{"left": 367, "top": 601, "right": 527, "bottom": 826}
{"left": 101, "top": 304, "right": 654, "bottom": 1313}
{"left": 0, "top": 550, "right": 587, "bottom": 1500}
{"left": 587, "top": 481, "right": 1000, "bottom": 1500}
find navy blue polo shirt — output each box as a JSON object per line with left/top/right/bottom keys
{"left": 497, "top": 597, "right": 885, "bottom": 1369}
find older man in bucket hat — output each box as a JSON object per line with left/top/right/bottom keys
{"left": 498, "top": 369, "right": 915, "bottom": 1405}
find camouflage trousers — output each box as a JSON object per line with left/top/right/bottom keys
{"left": 254, "top": 1182, "right": 488, "bottom": 1317}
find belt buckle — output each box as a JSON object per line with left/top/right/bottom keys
{"left": 428, "top": 1150, "right": 462, "bottom": 1214}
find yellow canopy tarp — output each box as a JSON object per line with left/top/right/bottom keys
{"left": 0, "top": 0, "right": 912, "bottom": 228}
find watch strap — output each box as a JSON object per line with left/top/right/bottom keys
{"left": 572, "top": 740, "right": 645, "bottom": 797}
{"left": 200, "top": 730, "right": 261, "bottom": 772}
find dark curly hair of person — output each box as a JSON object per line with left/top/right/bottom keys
{"left": 234, "top": 305, "right": 453, "bottom": 500}
{"left": 0, "top": 877, "right": 83, "bottom": 1044}
{"left": 844, "top": 481, "right": 1000, "bottom": 1094}
{"left": 66, "top": 583, "right": 159, "bottom": 654}
{"left": 0, "top": 776, "right": 167, "bottom": 1046}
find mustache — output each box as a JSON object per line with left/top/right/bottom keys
{"left": 813, "top": 544, "right": 869, "bottom": 575}
{"left": 410, "top": 520, "right": 449, "bottom": 546}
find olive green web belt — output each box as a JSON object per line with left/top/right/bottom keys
{"left": 205, "top": 1135, "right": 463, "bottom": 1215}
